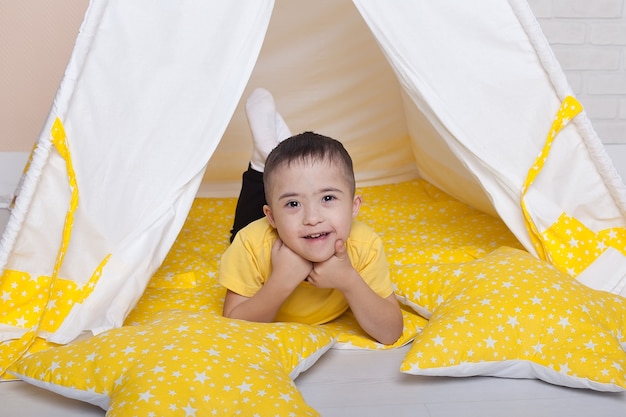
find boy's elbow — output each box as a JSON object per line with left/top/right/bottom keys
{"left": 378, "top": 334, "right": 400, "bottom": 345}
{"left": 378, "top": 313, "right": 404, "bottom": 345}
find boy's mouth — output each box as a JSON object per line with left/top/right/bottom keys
{"left": 304, "top": 232, "right": 329, "bottom": 239}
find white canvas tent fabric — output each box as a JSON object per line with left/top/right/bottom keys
{"left": 1, "top": 0, "right": 626, "bottom": 376}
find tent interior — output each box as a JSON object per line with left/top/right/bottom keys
{"left": 204, "top": 0, "right": 543, "bottom": 215}
{"left": 2, "top": 1, "right": 626, "bottom": 416}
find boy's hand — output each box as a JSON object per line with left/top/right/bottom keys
{"left": 270, "top": 238, "right": 313, "bottom": 288}
{"left": 308, "top": 239, "right": 355, "bottom": 289}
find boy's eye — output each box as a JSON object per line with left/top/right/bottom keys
{"left": 322, "top": 195, "right": 336, "bottom": 202}
{"left": 286, "top": 201, "right": 300, "bottom": 208}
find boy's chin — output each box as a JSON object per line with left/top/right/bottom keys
{"left": 303, "top": 251, "right": 336, "bottom": 264}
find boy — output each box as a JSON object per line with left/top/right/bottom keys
{"left": 219, "top": 89, "right": 403, "bottom": 345}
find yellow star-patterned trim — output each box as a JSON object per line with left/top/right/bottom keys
{"left": 520, "top": 96, "right": 626, "bottom": 276}
{"left": 521, "top": 95, "right": 583, "bottom": 262}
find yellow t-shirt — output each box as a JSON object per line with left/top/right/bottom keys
{"left": 218, "top": 218, "right": 393, "bottom": 325}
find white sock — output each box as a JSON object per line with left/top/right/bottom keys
{"left": 246, "top": 88, "right": 291, "bottom": 172}
{"left": 275, "top": 112, "right": 292, "bottom": 143}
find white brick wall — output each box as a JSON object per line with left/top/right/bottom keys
{"left": 528, "top": 0, "right": 626, "bottom": 144}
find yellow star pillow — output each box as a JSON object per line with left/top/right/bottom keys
{"left": 9, "top": 310, "right": 335, "bottom": 416}
{"left": 398, "top": 247, "right": 626, "bottom": 391}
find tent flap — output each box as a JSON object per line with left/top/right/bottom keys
{"left": 0, "top": 0, "right": 274, "bottom": 372}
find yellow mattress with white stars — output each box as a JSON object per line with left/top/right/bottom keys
{"left": 7, "top": 179, "right": 626, "bottom": 416}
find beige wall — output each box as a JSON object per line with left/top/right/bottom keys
{"left": 0, "top": 0, "right": 88, "bottom": 151}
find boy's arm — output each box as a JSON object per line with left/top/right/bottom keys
{"left": 308, "top": 240, "right": 403, "bottom": 345}
{"left": 335, "top": 270, "right": 403, "bottom": 345}
{"left": 222, "top": 285, "right": 291, "bottom": 323}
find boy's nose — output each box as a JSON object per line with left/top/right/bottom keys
{"left": 303, "top": 205, "right": 323, "bottom": 225}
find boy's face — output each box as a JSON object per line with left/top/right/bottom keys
{"left": 263, "top": 159, "right": 362, "bottom": 263}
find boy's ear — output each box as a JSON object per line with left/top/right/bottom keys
{"left": 352, "top": 194, "right": 363, "bottom": 218}
{"left": 263, "top": 204, "right": 277, "bottom": 228}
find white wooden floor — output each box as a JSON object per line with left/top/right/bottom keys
{"left": 296, "top": 346, "right": 626, "bottom": 417}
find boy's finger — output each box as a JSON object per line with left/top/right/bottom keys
{"left": 334, "top": 239, "right": 346, "bottom": 257}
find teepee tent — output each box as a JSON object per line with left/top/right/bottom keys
{"left": 2, "top": 0, "right": 626, "bottom": 371}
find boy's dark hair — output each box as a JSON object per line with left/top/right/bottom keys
{"left": 263, "top": 131, "right": 356, "bottom": 199}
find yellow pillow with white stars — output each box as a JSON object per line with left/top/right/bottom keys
{"left": 9, "top": 309, "right": 336, "bottom": 416}
{"left": 399, "top": 246, "right": 626, "bottom": 392}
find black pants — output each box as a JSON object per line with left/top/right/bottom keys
{"left": 230, "top": 165, "right": 266, "bottom": 242}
